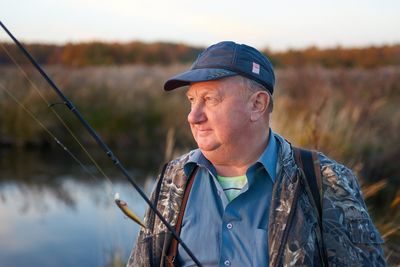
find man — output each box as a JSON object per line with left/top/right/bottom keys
{"left": 128, "top": 41, "right": 386, "bottom": 266}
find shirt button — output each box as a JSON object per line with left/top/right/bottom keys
{"left": 226, "top": 223, "right": 233, "bottom": 229}
{"left": 224, "top": 260, "right": 231, "bottom": 266}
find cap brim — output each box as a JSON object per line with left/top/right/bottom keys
{"left": 164, "top": 68, "right": 237, "bottom": 91}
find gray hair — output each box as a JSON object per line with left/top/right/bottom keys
{"left": 238, "top": 76, "right": 274, "bottom": 113}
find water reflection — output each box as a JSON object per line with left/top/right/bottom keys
{"left": 0, "top": 149, "right": 156, "bottom": 267}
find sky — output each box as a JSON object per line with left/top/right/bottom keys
{"left": 1, "top": 0, "right": 399, "bottom": 51}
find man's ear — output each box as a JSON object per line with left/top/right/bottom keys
{"left": 249, "top": 91, "right": 270, "bottom": 122}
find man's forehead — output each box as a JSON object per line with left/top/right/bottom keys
{"left": 186, "top": 78, "right": 241, "bottom": 95}
{"left": 187, "top": 81, "right": 221, "bottom": 95}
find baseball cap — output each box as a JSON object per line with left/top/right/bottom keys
{"left": 164, "top": 41, "right": 275, "bottom": 94}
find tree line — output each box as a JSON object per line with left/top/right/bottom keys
{"left": 0, "top": 41, "right": 399, "bottom": 68}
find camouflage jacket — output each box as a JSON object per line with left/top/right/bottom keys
{"left": 127, "top": 134, "right": 386, "bottom": 267}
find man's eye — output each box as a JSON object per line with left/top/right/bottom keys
{"left": 205, "top": 97, "right": 219, "bottom": 106}
{"left": 205, "top": 97, "right": 218, "bottom": 104}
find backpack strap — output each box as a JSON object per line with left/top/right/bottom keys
{"left": 165, "top": 165, "right": 199, "bottom": 267}
{"left": 293, "top": 147, "right": 323, "bottom": 220}
{"left": 293, "top": 147, "right": 329, "bottom": 266}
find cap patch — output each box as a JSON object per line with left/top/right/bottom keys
{"left": 252, "top": 62, "right": 260, "bottom": 74}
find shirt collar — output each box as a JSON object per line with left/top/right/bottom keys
{"left": 255, "top": 128, "right": 278, "bottom": 183}
{"left": 184, "top": 149, "right": 216, "bottom": 177}
{"left": 184, "top": 129, "right": 278, "bottom": 182}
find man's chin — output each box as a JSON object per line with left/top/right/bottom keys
{"left": 197, "top": 142, "right": 219, "bottom": 153}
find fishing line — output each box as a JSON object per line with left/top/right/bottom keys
{"left": 0, "top": 45, "right": 126, "bottom": 252}
{"left": 0, "top": 42, "right": 114, "bottom": 190}
{"left": 0, "top": 83, "right": 131, "bottom": 266}
{"left": 0, "top": 55, "right": 125, "bottom": 263}
{"left": 0, "top": 41, "right": 147, "bottom": 267}
{"left": 0, "top": 83, "right": 98, "bottom": 181}
{"left": 1, "top": 41, "right": 137, "bottom": 226}
{"left": 3, "top": 62, "right": 126, "bottom": 267}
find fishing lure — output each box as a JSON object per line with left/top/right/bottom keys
{"left": 114, "top": 193, "right": 146, "bottom": 228}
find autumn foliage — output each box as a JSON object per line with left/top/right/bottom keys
{"left": 269, "top": 45, "right": 400, "bottom": 68}
{"left": 0, "top": 41, "right": 203, "bottom": 66}
{"left": 0, "top": 41, "right": 399, "bottom": 68}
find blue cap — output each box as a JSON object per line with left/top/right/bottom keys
{"left": 164, "top": 41, "right": 275, "bottom": 94}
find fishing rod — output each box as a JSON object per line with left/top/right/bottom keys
{"left": 0, "top": 20, "right": 202, "bottom": 267}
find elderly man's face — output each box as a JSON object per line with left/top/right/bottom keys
{"left": 186, "top": 77, "right": 253, "bottom": 157}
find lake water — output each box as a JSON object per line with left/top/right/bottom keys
{"left": 0, "top": 149, "right": 156, "bottom": 267}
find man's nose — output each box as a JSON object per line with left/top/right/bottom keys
{"left": 187, "top": 102, "right": 206, "bottom": 124}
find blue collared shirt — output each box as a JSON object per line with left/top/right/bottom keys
{"left": 178, "top": 130, "right": 279, "bottom": 267}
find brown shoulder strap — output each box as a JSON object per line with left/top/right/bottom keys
{"left": 293, "top": 147, "right": 328, "bottom": 266}
{"left": 293, "top": 147, "right": 322, "bottom": 218}
{"left": 165, "top": 166, "right": 198, "bottom": 267}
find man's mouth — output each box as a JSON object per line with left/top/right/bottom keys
{"left": 196, "top": 128, "right": 212, "bottom": 135}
